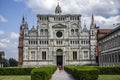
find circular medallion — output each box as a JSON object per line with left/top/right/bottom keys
{"left": 56, "top": 31, "right": 63, "bottom": 37}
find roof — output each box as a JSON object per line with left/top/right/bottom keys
{"left": 98, "top": 25, "right": 120, "bottom": 40}
{"left": 37, "top": 14, "right": 81, "bottom": 17}
{"left": 30, "top": 26, "right": 36, "bottom": 32}
{"left": 98, "top": 29, "right": 112, "bottom": 34}
{"left": 83, "top": 25, "right": 88, "bottom": 32}
{"left": 97, "top": 29, "right": 112, "bottom": 39}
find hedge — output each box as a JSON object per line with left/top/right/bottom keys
{"left": 31, "top": 66, "right": 57, "bottom": 80}
{"left": 64, "top": 66, "right": 99, "bottom": 80}
{"left": 76, "top": 69, "right": 99, "bottom": 80}
{"left": 65, "top": 66, "right": 120, "bottom": 80}
{"left": 98, "top": 66, "right": 120, "bottom": 75}
{"left": 0, "top": 67, "right": 34, "bottom": 75}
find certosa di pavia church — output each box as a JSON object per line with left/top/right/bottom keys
{"left": 18, "top": 2, "right": 98, "bottom": 66}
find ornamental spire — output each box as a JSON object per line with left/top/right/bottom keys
{"left": 90, "top": 14, "right": 95, "bottom": 29}
{"left": 91, "top": 14, "right": 94, "bottom": 24}
{"left": 22, "top": 16, "right": 25, "bottom": 24}
{"left": 55, "top": 0, "right": 62, "bottom": 15}
{"left": 83, "top": 20, "right": 88, "bottom": 32}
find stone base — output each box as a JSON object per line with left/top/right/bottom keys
{"left": 22, "top": 60, "right": 96, "bottom": 67}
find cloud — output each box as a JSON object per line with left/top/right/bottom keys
{"left": 82, "top": 15, "right": 120, "bottom": 29}
{"left": 0, "top": 39, "right": 10, "bottom": 48}
{"left": 0, "top": 32, "right": 19, "bottom": 59}
{"left": 95, "top": 15, "right": 120, "bottom": 28}
{"left": 0, "top": 15, "right": 7, "bottom": 22}
{"left": 20, "top": 0, "right": 120, "bottom": 16}
{"left": 24, "top": 0, "right": 56, "bottom": 13}
{"left": 0, "top": 30, "right": 5, "bottom": 35}
{"left": 15, "top": 0, "right": 120, "bottom": 29}
{"left": 10, "top": 32, "right": 19, "bottom": 39}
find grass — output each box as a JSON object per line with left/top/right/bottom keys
{"left": 0, "top": 75, "right": 120, "bottom": 80}
{"left": 98, "top": 75, "right": 120, "bottom": 80}
{"left": 0, "top": 76, "right": 30, "bottom": 80}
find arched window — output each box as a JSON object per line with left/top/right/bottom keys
{"left": 40, "top": 29, "right": 43, "bottom": 35}
{"left": 75, "top": 29, "right": 78, "bottom": 32}
{"left": 75, "top": 29, "right": 78, "bottom": 35}
{"left": 45, "top": 29, "right": 48, "bottom": 36}
{"left": 71, "top": 29, "right": 74, "bottom": 35}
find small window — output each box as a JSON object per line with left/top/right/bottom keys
{"left": 81, "top": 41, "right": 83, "bottom": 44}
{"left": 73, "top": 51, "right": 77, "bottom": 60}
{"left": 118, "top": 54, "right": 120, "bottom": 62}
{"left": 42, "top": 51, "right": 46, "bottom": 60}
{"left": 84, "top": 51, "right": 88, "bottom": 58}
{"left": 31, "top": 51, "right": 35, "bottom": 60}
{"left": 29, "top": 41, "right": 30, "bottom": 44}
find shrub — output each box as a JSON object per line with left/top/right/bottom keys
{"left": 75, "top": 69, "right": 99, "bottom": 80}
{"left": 98, "top": 66, "right": 120, "bottom": 75}
{"left": 64, "top": 66, "right": 99, "bottom": 80}
{"left": 31, "top": 66, "right": 57, "bottom": 80}
{"left": 0, "top": 67, "right": 34, "bottom": 75}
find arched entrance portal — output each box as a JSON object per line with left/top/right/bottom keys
{"left": 56, "top": 49, "right": 63, "bottom": 66}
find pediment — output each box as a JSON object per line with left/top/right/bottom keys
{"left": 52, "top": 24, "right": 67, "bottom": 28}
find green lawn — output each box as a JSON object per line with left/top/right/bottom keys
{"left": 0, "top": 76, "right": 30, "bottom": 80}
{"left": 98, "top": 75, "right": 120, "bottom": 80}
{"left": 0, "top": 75, "right": 120, "bottom": 80}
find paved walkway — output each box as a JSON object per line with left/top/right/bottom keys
{"left": 50, "top": 68, "right": 75, "bottom": 80}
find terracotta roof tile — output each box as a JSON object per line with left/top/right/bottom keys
{"left": 98, "top": 29, "right": 112, "bottom": 34}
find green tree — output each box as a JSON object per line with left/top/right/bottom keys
{"left": 9, "top": 58, "right": 18, "bottom": 67}
{"left": 2, "top": 58, "right": 10, "bottom": 67}
{"left": 0, "top": 54, "right": 2, "bottom": 67}
{"left": 0, "top": 53, "right": 2, "bottom": 60}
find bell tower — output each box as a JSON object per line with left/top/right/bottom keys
{"left": 18, "top": 16, "right": 26, "bottom": 66}
{"left": 89, "top": 14, "right": 98, "bottom": 64}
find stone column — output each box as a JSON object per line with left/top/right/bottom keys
{"left": 53, "top": 51, "right": 56, "bottom": 65}
{"left": 63, "top": 52, "right": 65, "bottom": 66}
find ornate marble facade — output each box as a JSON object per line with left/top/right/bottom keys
{"left": 18, "top": 4, "right": 97, "bottom": 66}
{"left": 98, "top": 25, "right": 120, "bottom": 66}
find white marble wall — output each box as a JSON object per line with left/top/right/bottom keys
{"left": 22, "top": 15, "right": 97, "bottom": 66}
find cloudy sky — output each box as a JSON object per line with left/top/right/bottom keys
{"left": 0, "top": 0, "right": 120, "bottom": 60}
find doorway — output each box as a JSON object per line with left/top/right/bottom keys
{"left": 56, "top": 55, "right": 63, "bottom": 66}
{"left": 56, "top": 49, "right": 63, "bottom": 66}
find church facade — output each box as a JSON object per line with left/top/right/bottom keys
{"left": 18, "top": 4, "right": 98, "bottom": 66}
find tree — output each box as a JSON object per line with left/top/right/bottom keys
{"left": 0, "top": 54, "right": 2, "bottom": 67}
{"left": 2, "top": 58, "right": 10, "bottom": 67}
{"left": 9, "top": 58, "right": 18, "bottom": 67}
{"left": 0, "top": 51, "right": 5, "bottom": 67}
{"left": 0, "top": 53, "right": 2, "bottom": 60}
